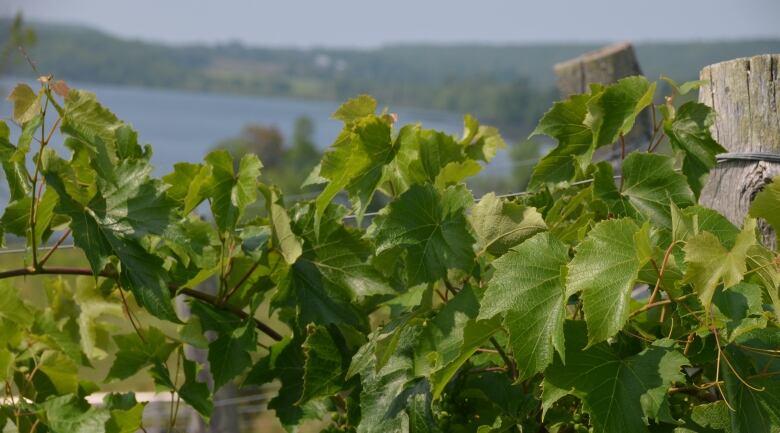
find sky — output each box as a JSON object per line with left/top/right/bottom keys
{"left": 4, "top": 0, "right": 780, "bottom": 48}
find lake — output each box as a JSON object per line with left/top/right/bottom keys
{"left": 1, "top": 79, "right": 477, "bottom": 175}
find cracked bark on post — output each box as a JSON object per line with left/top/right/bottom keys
{"left": 698, "top": 54, "right": 780, "bottom": 249}
{"left": 554, "top": 42, "right": 653, "bottom": 169}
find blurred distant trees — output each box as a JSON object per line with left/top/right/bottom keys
{"left": 1, "top": 13, "right": 36, "bottom": 75}
{"left": 219, "top": 125, "right": 286, "bottom": 169}
{"left": 510, "top": 139, "right": 541, "bottom": 190}
{"left": 286, "top": 116, "right": 320, "bottom": 172}
{"left": 215, "top": 116, "right": 321, "bottom": 196}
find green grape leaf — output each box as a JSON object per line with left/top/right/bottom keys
{"left": 300, "top": 324, "right": 346, "bottom": 403}
{"left": 402, "top": 381, "right": 442, "bottom": 433}
{"left": 677, "top": 401, "right": 731, "bottom": 433}
{"left": 208, "top": 320, "right": 256, "bottom": 392}
{"left": 205, "top": 150, "right": 262, "bottom": 233}
{"left": 543, "top": 321, "right": 688, "bottom": 433}
{"left": 163, "top": 216, "right": 220, "bottom": 271}
{"left": 434, "top": 160, "right": 482, "bottom": 190}
{"left": 749, "top": 176, "right": 780, "bottom": 246}
{"left": 189, "top": 300, "right": 243, "bottom": 335}
{"left": 177, "top": 316, "right": 210, "bottom": 349}
{"left": 178, "top": 358, "right": 213, "bottom": 419}
{"left": 33, "top": 317, "right": 82, "bottom": 366}
{"left": 43, "top": 150, "right": 179, "bottom": 321}
{"left": 531, "top": 93, "right": 592, "bottom": 146}
{"left": 260, "top": 185, "right": 302, "bottom": 264}
{"left": 567, "top": 218, "right": 642, "bottom": 345}
{"left": 0, "top": 188, "right": 58, "bottom": 250}
{"left": 745, "top": 244, "right": 780, "bottom": 323}
{"left": 415, "top": 285, "right": 481, "bottom": 378}
{"left": 724, "top": 329, "right": 780, "bottom": 433}
{"left": 672, "top": 203, "right": 740, "bottom": 247}
{"left": 664, "top": 102, "right": 726, "bottom": 197}
{"left": 530, "top": 142, "right": 592, "bottom": 188}
{"left": 163, "top": 162, "right": 212, "bottom": 214}
{"left": 389, "top": 125, "right": 482, "bottom": 195}
{"left": 38, "top": 351, "right": 79, "bottom": 395}
{"left": 661, "top": 76, "right": 708, "bottom": 96}
{"left": 346, "top": 289, "right": 433, "bottom": 379}
{"left": 106, "top": 328, "right": 178, "bottom": 381}
{"left": 470, "top": 193, "right": 546, "bottom": 256}
{"left": 712, "top": 282, "right": 766, "bottom": 342}
{"left": 32, "top": 282, "right": 86, "bottom": 362}
{"left": 586, "top": 76, "right": 655, "bottom": 148}
{"left": 0, "top": 120, "right": 33, "bottom": 201}
{"left": 427, "top": 316, "right": 502, "bottom": 400}
{"left": 356, "top": 326, "right": 437, "bottom": 433}
{"left": 7, "top": 83, "right": 41, "bottom": 124}
{"left": 244, "top": 337, "right": 329, "bottom": 431}
{"left": 480, "top": 232, "right": 568, "bottom": 379}
{"left": 41, "top": 144, "right": 97, "bottom": 206}
{"left": 33, "top": 187, "right": 59, "bottom": 246}
{"left": 74, "top": 280, "right": 124, "bottom": 361}
{"left": 373, "top": 184, "right": 475, "bottom": 285}
{"left": 273, "top": 203, "right": 389, "bottom": 331}
{"left": 0, "top": 282, "right": 34, "bottom": 328}
{"left": 594, "top": 152, "right": 695, "bottom": 228}
{"left": 683, "top": 218, "right": 756, "bottom": 310}
{"left": 60, "top": 89, "right": 124, "bottom": 148}
{"left": 0, "top": 197, "right": 31, "bottom": 236}
{"left": 163, "top": 162, "right": 200, "bottom": 202}
{"left": 332, "top": 94, "right": 377, "bottom": 123}
{"left": 529, "top": 93, "right": 593, "bottom": 187}
{"left": 316, "top": 114, "right": 394, "bottom": 226}
{"left": 461, "top": 114, "right": 507, "bottom": 162}
{"left": 40, "top": 394, "right": 111, "bottom": 433}
{"left": 104, "top": 393, "right": 146, "bottom": 433}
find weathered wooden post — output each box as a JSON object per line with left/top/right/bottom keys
{"left": 698, "top": 54, "right": 780, "bottom": 248}
{"left": 554, "top": 42, "right": 654, "bottom": 165}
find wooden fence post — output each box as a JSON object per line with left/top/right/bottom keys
{"left": 698, "top": 54, "right": 780, "bottom": 248}
{"left": 554, "top": 42, "right": 653, "bottom": 166}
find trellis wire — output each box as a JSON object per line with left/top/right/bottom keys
{"left": 716, "top": 152, "right": 780, "bottom": 164}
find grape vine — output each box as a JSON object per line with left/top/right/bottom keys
{"left": 1, "top": 73, "right": 779, "bottom": 433}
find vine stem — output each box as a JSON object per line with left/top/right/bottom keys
{"left": 37, "top": 229, "right": 71, "bottom": 267}
{"left": 648, "top": 131, "right": 666, "bottom": 153}
{"left": 0, "top": 266, "right": 284, "bottom": 341}
{"left": 222, "top": 259, "right": 262, "bottom": 303}
{"left": 647, "top": 103, "right": 663, "bottom": 152}
{"left": 630, "top": 241, "right": 677, "bottom": 319}
{"left": 119, "top": 286, "right": 146, "bottom": 344}
{"left": 489, "top": 337, "right": 516, "bottom": 380}
{"left": 619, "top": 134, "right": 626, "bottom": 160}
{"left": 630, "top": 299, "right": 668, "bottom": 319}
{"left": 28, "top": 83, "right": 50, "bottom": 269}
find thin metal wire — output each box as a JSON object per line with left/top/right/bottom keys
{"left": 213, "top": 393, "right": 269, "bottom": 407}
{"left": 716, "top": 152, "right": 780, "bottom": 164}
{"left": 0, "top": 243, "right": 76, "bottom": 255}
